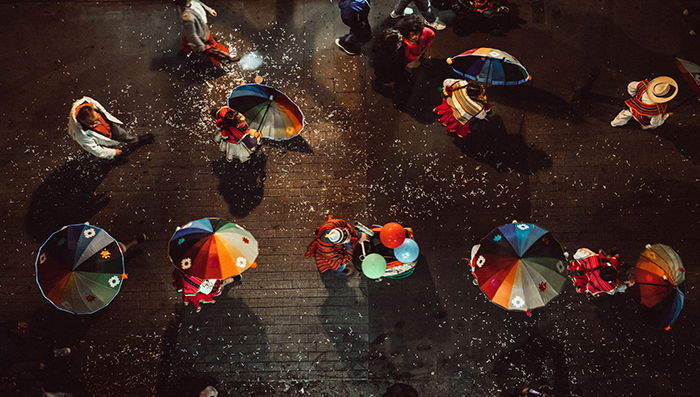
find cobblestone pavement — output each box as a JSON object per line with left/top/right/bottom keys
{"left": 0, "top": 0, "right": 698, "bottom": 396}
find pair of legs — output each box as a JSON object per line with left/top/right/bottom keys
{"left": 337, "top": 11, "right": 372, "bottom": 55}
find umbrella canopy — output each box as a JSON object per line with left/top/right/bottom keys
{"left": 633, "top": 244, "right": 686, "bottom": 328}
{"left": 169, "top": 218, "right": 258, "bottom": 279}
{"left": 674, "top": 57, "right": 700, "bottom": 97}
{"left": 36, "top": 224, "right": 125, "bottom": 314}
{"left": 471, "top": 222, "right": 567, "bottom": 312}
{"left": 447, "top": 48, "right": 531, "bottom": 86}
{"left": 227, "top": 84, "right": 304, "bottom": 140}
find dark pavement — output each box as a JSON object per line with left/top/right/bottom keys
{"left": 0, "top": 0, "right": 698, "bottom": 396}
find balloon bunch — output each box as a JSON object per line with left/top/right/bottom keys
{"left": 361, "top": 222, "right": 420, "bottom": 279}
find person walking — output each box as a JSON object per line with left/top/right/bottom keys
{"left": 372, "top": 28, "right": 406, "bottom": 93}
{"left": 335, "top": 0, "right": 372, "bottom": 56}
{"left": 433, "top": 78, "right": 491, "bottom": 137}
{"left": 390, "top": 0, "right": 446, "bottom": 30}
{"left": 610, "top": 76, "right": 678, "bottom": 130}
{"left": 172, "top": 270, "right": 239, "bottom": 313}
{"left": 179, "top": 0, "right": 240, "bottom": 68}
{"left": 68, "top": 97, "right": 152, "bottom": 160}
{"left": 305, "top": 215, "right": 363, "bottom": 276}
{"left": 211, "top": 106, "right": 262, "bottom": 163}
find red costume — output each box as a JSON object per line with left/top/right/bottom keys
{"left": 305, "top": 215, "right": 358, "bottom": 273}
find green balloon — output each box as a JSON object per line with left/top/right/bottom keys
{"left": 362, "top": 253, "right": 387, "bottom": 279}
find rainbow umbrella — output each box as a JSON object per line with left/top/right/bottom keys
{"left": 35, "top": 224, "right": 126, "bottom": 314}
{"left": 447, "top": 48, "right": 531, "bottom": 86}
{"left": 227, "top": 84, "right": 304, "bottom": 140}
{"left": 169, "top": 218, "right": 258, "bottom": 279}
{"left": 471, "top": 222, "right": 567, "bottom": 312}
{"left": 632, "top": 244, "right": 685, "bottom": 329}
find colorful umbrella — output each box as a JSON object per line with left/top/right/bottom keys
{"left": 227, "top": 84, "right": 304, "bottom": 140}
{"left": 674, "top": 57, "right": 700, "bottom": 98}
{"left": 169, "top": 218, "right": 258, "bottom": 279}
{"left": 447, "top": 48, "right": 531, "bottom": 86}
{"left": 35, "top": 224, "right": 125, "bottom": 314}
{"left": 471, "top": 222, "right": 567, "bottom": 312}
{"left": 632, "top": 244, "right": 686, "bottom": 329}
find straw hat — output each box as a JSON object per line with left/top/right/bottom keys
{"left": 646, "top": 76, "right": 678, "bottom": 103}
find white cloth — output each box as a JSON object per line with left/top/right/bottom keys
{"left": 610, "top": 81, "right": 667, "bottom": 129}
{"left": 198, "top": 279, "right": 217, "bottom": 295}
{"left": 213, "top": 132, "right": 253, "bottom": 163}
{"left": 189, "top": 0, "right": 209, "bottom": 25}
{"left": 68, "top": 96, "right": 124, "bottom": 159}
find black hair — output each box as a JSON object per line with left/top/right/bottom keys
{"left": 76, "top": 106, "right": 93, "bottom": 122}
{"left": 396, "top": 15, "right": 423, "bottom": 37}
{"left": 466, "top": 84, "right": 484, "bottom": 98}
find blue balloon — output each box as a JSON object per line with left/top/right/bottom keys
{"left": 394, "top": 238, "right": 419, "bottom": 263}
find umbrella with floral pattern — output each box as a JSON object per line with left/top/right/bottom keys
{"left": 35, "top": 224, "right": 126, "bottom": 314}
{"left": 169, "top": 218, "right": 258, "bottom": 279}
{"left": 470, "top": 222, "right": 567, "bottom": 312}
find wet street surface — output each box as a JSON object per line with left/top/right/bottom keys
{"left": 0, "top": 0, "right": 698, "bottom": 396}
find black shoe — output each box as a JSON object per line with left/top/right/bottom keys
{"left": 334, "top": 39, "right": 359, "bottom": 56}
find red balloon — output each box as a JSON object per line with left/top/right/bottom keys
{"left": 380, "top": 222, "right": 406, "bottom": 248}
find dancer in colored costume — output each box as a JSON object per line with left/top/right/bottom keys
{"left": 68, "top": 97, "right": 152, "bottom": 160}
{"left": 305, "top": 215, "right": 365, "bottom": 276}
{"left": 179, "top": 0, "right": 240, "bottom": 67}
{"left": 433, "top": 79, "right": 491, "bottom": 137}
{"left": 211, "top": 106, "right": 262, "bottom": 163}
{"left": 610, "top": 76, "right": 678, "bottom": 130}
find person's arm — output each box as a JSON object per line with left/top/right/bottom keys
{"left": 627, "top": 81, "right": 640, "bottom": 96}
{"left": 199, "top": 1, "right": 217, "bottom": 16}
{"left": 648, "top": 112, "right": 671, "bottom": 128}
{"left": 77, "top": 135, "right": 119, "bottom": 159}
{"left": 183, "top": 15, "right": 206, "bottom": 52}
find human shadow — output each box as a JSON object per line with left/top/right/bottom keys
{"left": 366, "top": 255, "right": 452, "bottom": 380}
{"left": 454, "top": 115, "right": 552, "bottom": 174}
{"left": 489, "top": 332, "right": 569, "bottom": 396}
{"left": 394, "top": 59, "right": 454, "bottom": 124}
{"left": 449, "top": 3, "right": 524, "bottom": 36}
{"left": 489, "top": 85, "right": 581, "bottom": 123}
{"left": 150, "top": 50, "right": 228, "bottom": 85}
{"left": 154, "top": 295, "right": 268, "bottom": 396}
{"left": 24, "top": 155, "right": 114, "bottom": 242}
{"left": 261, "top": 135, "right": 314, "bottom": 154}
{"left": 319, "top": 276, "right": 369, "bottom": 378}
{"left": 211, "top": 153, "right": 267, "bottom": 218}
{"left": 16, "top": 307, "right": 100, "bottom": 396}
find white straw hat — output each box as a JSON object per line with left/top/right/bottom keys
{"left": 646, "top": 76, "right": 678, "bottom": 103}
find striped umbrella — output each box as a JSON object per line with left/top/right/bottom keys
{"left": 169, "top": 218, "right": 258, "bottom": 279}
{"left": 35, "top": 224, "right": 126, "bottom": 314}
{"left": 227, "top": 84, "right": 304, "bottom": 140}
{"left": 471, "top": 222, "right": 567, "bottom": 312}
{"left": 633, "top": 244, "right": 685, "bottom": 329}
{"left": 447, "top": 48, "right": 531, "bottom": 86}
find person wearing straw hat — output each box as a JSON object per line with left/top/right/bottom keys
{"left": 610, "top": 76, "right": 678, "bottom": 130}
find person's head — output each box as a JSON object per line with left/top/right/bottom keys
{"left": 75, "top": 103, "right": 99, "bottom": 126}
{"left": 396, "top": 16, "right": 423, "bottom": 41}
{"left": 380, "top": 29, "right": 403, "bottom": 51}
{"left": 320, "top": 228, "right": 351, "bottom": 245}
{"left": 599, "top": 265, "right": 619, "bottom": 282}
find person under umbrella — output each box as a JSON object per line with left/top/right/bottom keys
{"left": 178, "top": 0, "right": 240, "bottom": 68}
{"left": 610, "top": 76, "right": 678, "bottom": 130}
{"left": 211, "top": 105, "right": 262, "bottom": 163}
{"left": 433, "top": 79, "right": 491, "bottom": 137}
{"left": 172, "top": 271, "right": 238, "bottom": 313}
{"left": 567, "top": 248, "right": 633, "bottom": 296}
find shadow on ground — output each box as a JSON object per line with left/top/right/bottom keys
{"left": 211, "top": 153, "right": 267, "bottom": 218}
{"left": 367, "top": 255, "right": 452, "bottom": 380}
{"left": 455, "top": 115, "right": 552, "bottom": 174}
{"left": 24, "top": 155, "right": 116, "bottom": 242}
